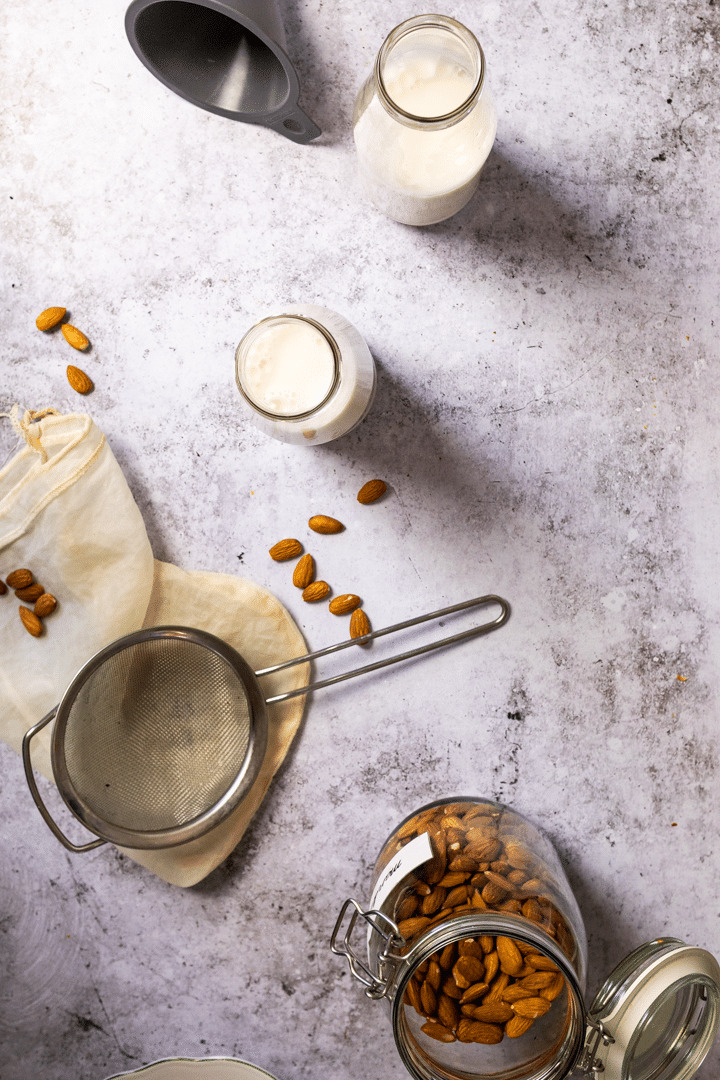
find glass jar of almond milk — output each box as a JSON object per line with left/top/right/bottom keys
{"left": 332, "top": 797, "right": 720, "bottom": 1080}
{"left": 353, "top": 15, "right": 497, "bottom": 226}
{"left": 234, "top": 304, "right": 376, "bottom": 445}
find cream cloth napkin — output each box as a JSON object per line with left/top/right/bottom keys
{"left": 0, "top": 408, "right": 307, "bottom": 886}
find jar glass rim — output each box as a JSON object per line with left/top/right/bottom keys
{"left": 375, "top": 14, "right": 486, "bottom": 128}
{"left": 388, "top": 912, "right": 586, "bottom": 1080}
{"left": 235, "top": 314, "right": 341, "bottom": 421}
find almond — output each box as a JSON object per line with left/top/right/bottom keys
{"left": 61, "top": 324, "right": 90, "bottom": 351}
{"left": 302, "top": 581, "right": 330, "bottom": 603}
{"left": 357, "top": 479, "right": 387, "bottom": 504}
{"left": 457, "top": 1019, "right": 503, "bottom": 1044}
{"left": 459, "top": 983, "right": 488, "bottom": 1004}
{"left": 329, "top": 593, "right": 361, "bottom": 615}
{"left": 0, "top": 578, "right": 7, "bottom": 595}
{"left": 36, "top": 306, "right": 66, "bottom": 331}
{"left": 511, "top": 996, "right": 552, "bottom": 1020}
{"left": 437, "top": 994, "right": 460, "bottom": 1031}
{"left": 15, "top": 582, "right": 44, "bottom": 603}
{"left": 349, "top": 608, "right": 371, "bottom": 642}
{"left": 19, "top": 606, "right": 43, "bottom": 637}
{"left": 497, "top": 936, "right": 523, "bottom": 976}
{"left": 269, "top": 538, "right": 303, "bottom": 561}
{"left": 505, "top": 1014, "right": 535, "bottom": 1039}
{"left": 292, "top": 553, "right": 315, "bottom": 589}
{"left": 397, "top": 916, "right": 431, "bottom": 940}
{"left": 34, "top": 593, "right": 57, "bottom": 617}
{"left": 308, "top": 514, "right": 344, "bottom": 534}
{"left": 421, "top": 1021, "right": 455, "bottom": 1043}
{"left": 420, "top": 980, "right": 437, "bottom": 1016}
{"left": 7, "top": 569, "right": 33, "bottom": 590}
{"left": 472, "top": 1002, "right": 513, "bottom": 1023}
{"left": 66, "top": 365, "right": 93, "bottom": 394}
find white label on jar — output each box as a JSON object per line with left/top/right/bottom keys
{"left": 370, "top": 831, "right": 434, "bottom": 912}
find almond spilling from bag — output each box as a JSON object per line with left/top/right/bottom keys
{"left": 61, "top": 324, "right": 90, "bottom": 351}
{"left": 329, "top": 593, "right": 361, "bottom": 615}
{"left": 67, "top": 365, "right": 93, "bottom": 394}
{"left": 308, "top": 515, "right": 344, "bottom": 534}
{"left": 19, "top": 606, "right": 43, "bottom": 637}
{"left": 36, "top": 306, "right": 66, "bottom": 331}
{"left": 357, "top": 479, "right": 387, "bottom": 504}
{"left": 292, "top": 553, "right": 315, "bottom": 589}
{"left": 350, "top": 608, "right": 371, "bottom": 642}
{"left": 269, "top": 538, "right": 303, "bottom": 561}
{"left": 15, "top": 582, "right": 44, "bottom": 603}
{"left": 6, "top": 569, "right": 33, "bottom": 590}
{"left": 302, "top": 580, "right": 330, "bottom": 603}
{"left": 34, "top": 593, "right": 58, "bottom": 617}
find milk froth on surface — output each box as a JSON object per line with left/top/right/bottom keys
{"left": 383, "top": 53, "right": 475, "bottom": 117}
{"left": 241, "top": 319, "right": 335, "bottom": 417}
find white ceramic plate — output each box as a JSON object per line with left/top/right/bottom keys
{"left": 105, "top": 1059, "right": 279, "bottom": 1080}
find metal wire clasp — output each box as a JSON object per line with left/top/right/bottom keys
{"left": 331, "top": 898, "right": 406, "bottom": 1000}
{"left": 580, "top": 1018, "right": 615, "bottom": 1075}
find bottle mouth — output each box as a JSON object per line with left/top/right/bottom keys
{"left": 235, "top": 314, "right": 341, "bottom": 421}
{"left": 375, "top": 14, "right": 485, "bottom": 128}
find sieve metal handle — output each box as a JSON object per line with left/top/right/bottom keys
{"left": 257, "top": 593, "right": 510, "bottom": 705}
{"left": 22, "top": 708, "right": 107, "bottom": 853}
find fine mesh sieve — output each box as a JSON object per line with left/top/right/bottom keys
{"left": 23, "top": 596, "right": 510, "bottom": 854}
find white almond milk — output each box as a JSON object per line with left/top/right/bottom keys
{"left": 235, "top": 304, "right": 376, "bottom": 446}
{"left": 241, "top": 318, "right": 336, "bottom": 417}
{"left": 353, "top": 18, "right": 497, "bottom": 226}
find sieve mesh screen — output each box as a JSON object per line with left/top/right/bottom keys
{"left": 61, "top": 637, "right": 252, "bottom": 833}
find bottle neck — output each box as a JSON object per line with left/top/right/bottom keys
{"left": 374, "top": 15, "right": 485, "bottom": 131}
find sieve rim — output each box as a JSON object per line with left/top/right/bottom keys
{"left": 50, "top": 626, "right": 268, "bottom": 850}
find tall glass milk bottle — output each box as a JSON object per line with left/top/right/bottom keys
{"left": 353, "top": 15, "right": 497, "bottom": 226}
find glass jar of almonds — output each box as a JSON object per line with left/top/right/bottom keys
{"left": 331, "top": 797, "right": 720, "bottom": 1080}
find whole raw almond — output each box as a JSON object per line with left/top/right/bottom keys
{"left": 511, "top": 996, "right": 552, "bottom": 1020}
{"left": 6, "top": 569, "right": 33, "bottom": 590}
{"left": 0, "top": 578, "right": 7, "bottom": 595}
{"left": 67, "top": 365, "right": 94, "bottom": 394}
{"left": 61, "top": 324, "right": 90, "bottom": 351}
{"left": 292, "top": 553, "right": 315, "bottom": 589}
{"left": 269, "top": 538, "right": 303, "bottom": 561}
{"left": 397, "top": 916, "right": 432, "bottom": 940}
{"left": 357, "top": 478, "right": 387, "bottom": 504}
{"left": 505, "top": 1014, "right": 535, "bottom": 1039}
{"left": 308, "top": 515, "right": 344, "bottom": 534}
{"left": 497, "top": 936, "right": 523, "bottom": 976}
{"left": 15, "top": 582, "right": 44, "bottom": 602}
{"left": 19, "top": 606, "right": 43, "bottom": 637}
{"left": 328, "top": 593, "right": 361, "bottom": 615}
{"left": 472, "top": 1002, "right": 514, "bottom": 1023}
{"left": 457, "top": 1019, "right": 503, "bottom": 1045}
{"left": 36, "top": 306, "right": 66, "bottom": 331}
{"left": 437, "top": 993, "right": 460, "bottom": 1031}
{"left": 350, "top": 608, "right": 371, "bottom": 642}
{"left": 420, "top": 980, "right": 437, "bottom": 1016}
{"left": 421, "top": 1021, "right": 455, "bottom": 1043}
{"left": 34, "top": 593, "right": 57, "bottom": 617}
{"left": 302, "top": 580, "right": 330, "bottom": 603}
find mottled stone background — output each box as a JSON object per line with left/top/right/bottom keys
{"left": 0, "top": 0, "right": 718, "bottom": 1077}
